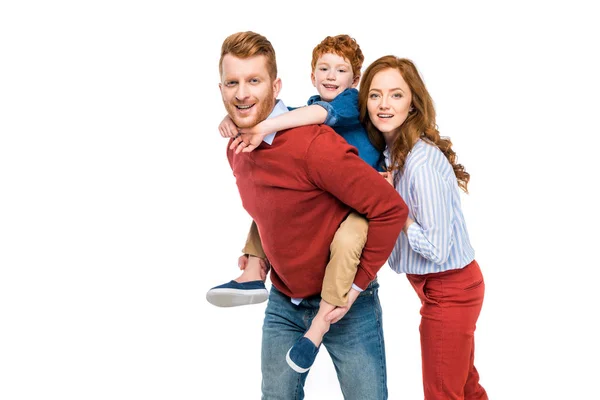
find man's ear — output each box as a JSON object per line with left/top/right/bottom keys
{"left": 273, "top": 77, "right": 282, "bottom": 98}
{"left": 352, "top": 75, "right": 360, "bottom": 88}
{"left": 311, "top": 72, "right": 316, "bottom": 88}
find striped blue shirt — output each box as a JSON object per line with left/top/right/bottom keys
{"left": 385, "top": 139, "right": 475, "bottom": 275}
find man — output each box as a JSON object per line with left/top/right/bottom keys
{"left": 218, "top": 31, "right": 408, "bottom": 399}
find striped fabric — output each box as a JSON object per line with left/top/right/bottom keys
{"left": 385, "top": 139, "right": 475, "bottom": 275}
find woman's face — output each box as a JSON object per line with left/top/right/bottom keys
{"left": 367, "top": 68, "right": 412, "bottom": 135}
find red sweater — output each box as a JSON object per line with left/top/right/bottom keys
{"left": 227, "top": 124, "right": 408, "bottom": 299}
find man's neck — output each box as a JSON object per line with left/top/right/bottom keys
{"left": 262, "top": 99, "right": 288, "bottom": 145}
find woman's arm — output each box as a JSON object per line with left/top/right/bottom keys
{"left": 405, "top": 164, "right": 454, "bottom": 265}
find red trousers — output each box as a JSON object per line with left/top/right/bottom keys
{"left": 407, "top": 260, "right": 488, "bottom": 400}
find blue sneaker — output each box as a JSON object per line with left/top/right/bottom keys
{"left": 206, "top": 280, "right": 268, "bottom": 307}
{"left": 285, "top": 337, "right": 319, "bottom": 373}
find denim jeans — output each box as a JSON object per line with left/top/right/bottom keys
{"left": 261, "top": 280, "right": 387, "bottom": 400}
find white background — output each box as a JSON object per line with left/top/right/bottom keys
{"left": 1, "top": 1, "right": 599, "bottom": 399}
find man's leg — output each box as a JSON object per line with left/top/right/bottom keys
{"left": 322, "top": 280, "right": 387, "bottom": 400}
{"left": 261, "top": 286, "right": 310, "bottom": 400}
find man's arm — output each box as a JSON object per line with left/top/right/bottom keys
{"left": 305, "top": 128, "right": 409, "bottom": 289}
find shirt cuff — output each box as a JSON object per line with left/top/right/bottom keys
{"left": 351, "top": 283, "right": 364, "bottom": 292}
{"left": 353, "top": 267, "right": 372, "bottom": 291}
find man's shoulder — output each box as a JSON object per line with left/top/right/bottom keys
{"left": 277, "top": 124, "right": 346, "bottom": 154}
{"left": 283, "top": 123, "right": 337, "bottom": 139}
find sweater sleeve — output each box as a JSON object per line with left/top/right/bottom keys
{"left": 305, "top": 128, "right": 408, "bottom": 288}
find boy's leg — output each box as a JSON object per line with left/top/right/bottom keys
{"left": 262, "top": 286, "right": 311, "bottom": 399}
{"left": 242, "top": 220, "right": 266, "bottom": 258}
{"left": 237, "top": 220, "right": 267, "bottom": 282}
{"left": 286, "top": 212, "right": 369, "bottom": 371}
{"left": 322, "top": 212, "right": 369, "bottom": 306}
{"left": 206, "top": 221, "right": 269, "bottom": 307}
{"left": 323, "top": 280, "right": 388, "bottom": 400}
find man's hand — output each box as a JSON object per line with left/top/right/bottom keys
{"left": 238, "top": 255, "right": 270, "bottom": 281}
{"left": 218, "top": 115, "right": 239, "bottom": 138}
{"left": 324, "top": 288, "right": 361, "bottom": 324}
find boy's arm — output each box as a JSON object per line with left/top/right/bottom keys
{"left": 246, "top": 105, "right": 327, "bottom": 135}
{"left": 230, "top": 105, "right": 328, "bottom": 154}
{"left": 309, "top": 88, "right": 360, "bottom": 128}
{"left": 218, "top": 115, "right": 239, "bottom": 138}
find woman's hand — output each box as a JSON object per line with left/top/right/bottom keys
{"left": 379, "top": 171, "right": 394, "bottom": 186}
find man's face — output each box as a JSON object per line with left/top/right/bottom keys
{"left": 219, "top": 54, "right": 281, "bottom": 129}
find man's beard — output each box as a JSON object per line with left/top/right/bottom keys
{"left": 225, "top": 93, "right": 275, "bottom": 129}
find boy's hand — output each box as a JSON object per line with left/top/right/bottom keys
{"left": 229, "top": 122, "right": 269, "bottom": 154}
{"left": 219, "top": 115, "right": 239, "bottom": 138}
{"left": 324, "top": 288, "right": 361, "bottom": 324}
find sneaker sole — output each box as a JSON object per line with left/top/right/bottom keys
{"left": 285, "top": 348, "right": 310, "bottom": 374}
{"left": 206, "top": 288, "right": 268, "bottom": 307}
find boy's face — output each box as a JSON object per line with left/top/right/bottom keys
{"left": 219, "top": 54, "right": 281, "bottom": 128}
{"left": 311, "top": 53, "right": 359, "bottom": 102}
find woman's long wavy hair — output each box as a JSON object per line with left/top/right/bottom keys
{"left": 358, "top": 56, "right": 470, "bottom": 193}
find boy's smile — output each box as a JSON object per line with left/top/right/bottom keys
{"left": 311, "top": 53, "right": 358, "bottom": 102}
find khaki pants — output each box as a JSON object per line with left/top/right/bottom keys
{"left": 242, "top": 212, "right": 369, "bottom": 307}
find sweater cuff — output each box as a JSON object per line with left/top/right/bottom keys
{"left": 353, "top": 267, "right": 372, "bottom": 291}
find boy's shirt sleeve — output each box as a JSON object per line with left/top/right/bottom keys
{"left": 307, "top": 88, "right": 360, "bottom": 128}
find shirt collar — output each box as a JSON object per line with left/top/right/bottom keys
{"left": 384, "top": 138, "right": 423, "bottom": 167}
{"left": 262, "top": 99, "right": 288, "bottom": 145}
{"left": 383, "top": 147, "right": 391, "bottom": 167}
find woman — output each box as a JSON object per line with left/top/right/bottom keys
{"left": 358, "top": 56, "right": 488, "bottom": 400}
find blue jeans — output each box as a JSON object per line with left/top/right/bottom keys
{"left": 261, "top": 280, "right": 387, "bottom": 400}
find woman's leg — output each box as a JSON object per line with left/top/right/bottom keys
{"left": 407, "top": 261, "right": 488, "bottom": 400}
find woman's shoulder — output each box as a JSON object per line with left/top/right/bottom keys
{"left": 407, "top": 140, "right": 449, "bottom": 173}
